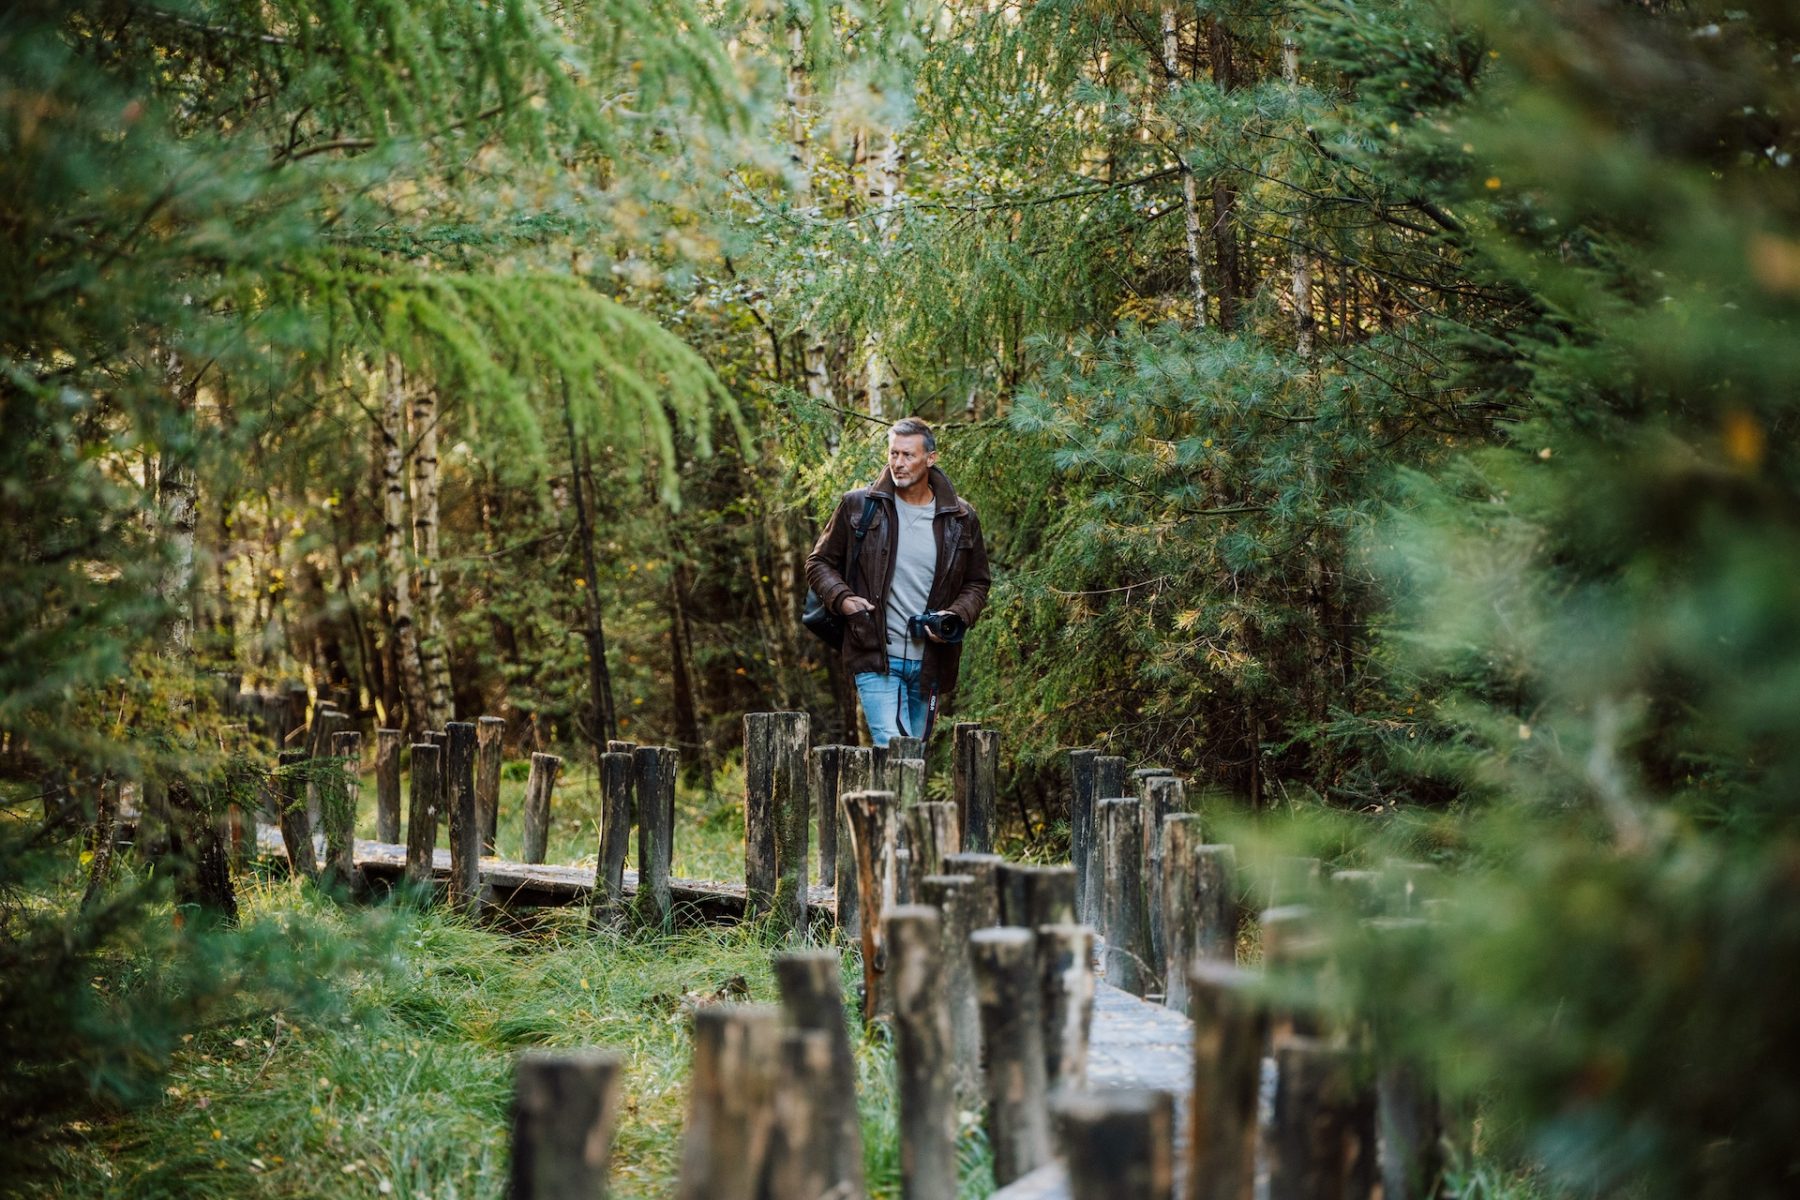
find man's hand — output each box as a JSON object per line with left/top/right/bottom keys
{"left": 924, "top": 610, "right": 951, "bottom": 642}
{"left": 840, "top": 596, "right": 876, "bottom": 616}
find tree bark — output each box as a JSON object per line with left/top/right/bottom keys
{"left": 1162, "top": 4, "right": 1210, "bottom": 325}
{"left": 1207, "top": 18, "right": 1241, "bottom": 331}
{"left": 563, "top": 391, "right": 617, "bottom": 750}
{"left": 407, "top": 371, "right": 452, "bottom": 730}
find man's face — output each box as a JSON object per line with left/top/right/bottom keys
{"left": 888, "top": 433, "right": 937, "bottom": 490}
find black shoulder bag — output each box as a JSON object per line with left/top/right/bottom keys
{"left": 801, "top": 496, "right": 879, "bottom": 649}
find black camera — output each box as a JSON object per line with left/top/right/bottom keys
{"left": 907, "top": 610, "right": 966, "bottom": 644}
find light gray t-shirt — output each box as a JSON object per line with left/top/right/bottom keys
{"left": 885, "top": 495, "right": 939, "bottom": 659}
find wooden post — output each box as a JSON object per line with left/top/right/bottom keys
{"left": 428, "top": 729, "right": 449, "bottom": 824}
{"left": 843, "top": 789, "right": 898, "bottom": 1021}
{"left": 1195, "top": 844, "right": 1240, "bottom": 964}
{"left": 476, "top": 715, "right": 504, "bottom": 855}
{"left": 887, "top": 734, "right": 926, "bottom": 773}
{"left": 633, "top": 746, "right": 678, "bottom": 931}
{"left": 592, "top": 751, "right": 633, "bottom": 927}
{"left": 606, "top": 738, "right": 636, "bottom": 756}
{"left": 971, "top": 928, "right": 1052, "bottom": 1185}
{"left": 744, "top": 712, "right": 809, "bottom": 925}
{"left": 675, "top": 1004, "right": 781, "bottom": 1200}
{"left": 405, "top": 742, "right": 439, "bottom": 890}
{"left": 1068, "top": 748, "right": 1100, "bottom": 925}
{"left": 764, "top": 1030, "right": 836, "bottom": 1200}
{"left": 1263, "top": 904, "right": 1324, "bottom": 1041}
{"left": 772, "top": 951, "right": 866, "bottom": 1198}
{"left": 1142, "top": 774, "right": 1184, "bottom": 982}
{"left": 889, "top": 756, "right": 927, "bottom": 810}
{"left": 520, "top": 752, "right": 561, "bottom": 865}
{"left": 1272, "top": 856, "right": 1323, "bottom": 906}
{"left": 1187, "top": 962, "right": 1267, "bottom": 1200}
{"left": 943, "top": 851, "right": 1004, "bottom": 930}
{"left": 322, "top": 730, "right": 362, "bottom": 891}
{"left": 374, "top": 728, "right": 403, "bottom": 844}
{"left": 886, "top": 905, "right": 958, "bottom": 1200}
{"left": 1269, "top": 1038, "right": 1376, "bottom": 1200}
{"left": 445, "top": 721, "right": 479, "bottom": 912}
{"left": 1100, "top": 798, "right": 1150, "bottom": 995}
{"left": 834, "top": 747, "right": 876, "bottom": 941}
{"left": 1037, "top": 922, "right": 1095, "bottom": 1094}
{"left": 1094, "top": 755, "right": 1127, "bottom": 805}
{"left": 893, "top": 845, "right": 914, "bottom": 908}
{"left": 906, "top": 800, "right": 958, "bottom": 881}
{"left": 962, "top": 728, "right": 999, "bottom": 852}
{"left": 511, "top": 1049, "right": 624, "bottom": 1200}
{"left": 810, "top": 745, "right": 845, "bottom": 890}
{"left": 1056, "top": 1089, "right": 1175, "bottom": 1200}
{"left": 305, "top": 707, "right": 349, "bottom": 829}
{"left": 917, "top": 873, "right": 982, "bottom": 1099}
{"left": 999, "top": 862, "right": 1077, "bottom": 930}
{"left": 1162, "top": 814, "right": 1204, "bottom": 1009}
{"left": 1379, "top": 1061, "right": 1443, "bottom": 1200}
{"left": 274, "top": 749, "right": 318, "bottom": 880}
{"left": 1331, "top": 869, "right": 1384, "bottom": 915}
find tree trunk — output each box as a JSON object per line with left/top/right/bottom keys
{"left": 562, "top": 390, "right": 617, "bottom": 750}
{"left": 787, "top": 18, "right": 840, "bottom": 442}
{"left": 1207, "top": 18, "right": 1241, "bottom": 331}
{"left": 1284, "top": 36, "right": 1315, "bottom": 358}
{"left": 409, "top": 375, "right": 453, "bottom": 729}
{"left": 1162, "top": 4, "right": 1209, "bottom": 326}
{"left": 381, "top": 358, "right": 428, "bottom": 735}
{"left": 668, "top": 553, "right": 704, "bottom": 771}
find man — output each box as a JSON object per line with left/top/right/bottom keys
{"left": 806, "top": 417, "right": 992, "bottom": 746}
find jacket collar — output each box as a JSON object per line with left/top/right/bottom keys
{"left": 871, "top": 465, "right": 967, "bottom": 516}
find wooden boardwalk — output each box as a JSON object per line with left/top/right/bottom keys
{"left": 254, "top": 823, "right": 836, "bottom": 923}
{"left": 993, "top": 983, "right": 1194, "bottom": 1199}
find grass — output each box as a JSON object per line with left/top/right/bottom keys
{"left": 27, "top": 868, "right": 996, "bottom": 1199}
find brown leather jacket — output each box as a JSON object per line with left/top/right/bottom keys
{"left": 805, "top": 465, "right": 992, "bottom": 697}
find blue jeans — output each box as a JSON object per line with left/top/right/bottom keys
{"left": 855, "top": 656, "right": 929, "bottom": 747}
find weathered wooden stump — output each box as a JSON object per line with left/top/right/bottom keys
{"left": 887, "top": 905, "right": 958, "bottom": 1200}
{"left": 1099, "top": 798, "right": 1150, "bottom": 995}
{"left": 972, "top": 927, "right": 1053, "bottom": 1185}
{"left": 1068, "top": 748, "right": 1101, "bottom": 926}
{"left": 606, "top": 738, "right": 636, "bottom": 756}
{"left": 1093, "top": 755, "right": 1127, "bottom": 807}
{"left": 744, "top": 712, "right": 810, "bottom": 934}
{"left": 374, "top": 728, "right": 403, "bottom": 844}
{"left": 1262, "top": 904, "right": 1325, "bottom": 1040}
{"left": 906, "top": 800, "right": 959, "bottom": 881}
{"left": 322, "top": 730, "right": 362, "bottom": 891}
{"left": 632, "top": 746, "right": 678, "bottom": 931}
{"left": 893, "top": 845, "right": 914, "bottom": 908}
{"left": 1269, "top": 1037, "right": 1376, "bottom": 1200}
{"left": 834, "top": 746, "right": 877, "bottom": 941}
{"left": 809, "top": 744, "right": 845, "bottom": 890}
{"left": 592, "top": 750, "right": 633, "bottom": 927}
{"left": 1194, "top": 844, "right": 1239, "bottom": 965}
{"left": 405, "top": 742, "right": 439, "bottom": 890}
{"left": 958, "top": 727, "right": 999, "bottom": 852}
{"left": 1271, "top": 856, "right": 1323, "bottom": 906}
{"left": 1037, "top": 923, "right": 1096, "bottom": 1094}
{"left": 445, "top": 721, "right": 480, "bottom": 912}
{"left": 843, "top": 789, "right": 898, "bottom": 1020}
{"left": 275, "top": 748, "right": 318, "bottom": 881}
{"left": 889, "top": 756, "right": 927, "bottom": 813}
{"left": 1162, "top": 814, "right": 1204, "bottom": 1009}
{"left": 944, "top": 850, "right": 1005, "bottom": 930}
{"left": 1331, "top": 869, "right": 1384, "bottom": 915}
{"left": 917, "top": 873, "right": 982, "bottom": 1099}
{"left": 887, "top": 734, "right": 926, "bottom": 772}
{"left": 1188, "top": 962, "right": 1267, "bottom": 1200}
{"left": 772, "top": 950, "right": 866, "bottom": 1198}
{"left": 1055, "top": 1088, "right": 1174, "bottom": 1200}
{"left": 1141, "top": 774, "right": 1184, "bottom": 981}
{"left": 510, "top": 1048, "right": 624, "bottom": 1200}
{"left": 475, "top": 715, "right": 504, "bottom": 856}
{"left": 427, "top": 729, "right": 449, "bottom": 818}
{"left": 764, "top": 1030, "right": 836, "bottom": 1200}
{"left": 520, "top": 751, "right": 561, "bottom": 865}
{"left": 1379, "top": 1061, "right": 1444, "bottom": 1200}
{"left": 675, "top": 1004, "right": 780, "bottom": 1200}
{"left": 999, "top": 862, "right": 1076, "bottom": 931}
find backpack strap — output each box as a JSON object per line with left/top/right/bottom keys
{"left": 843, "top": 495, "right": 880, "bottom": 594}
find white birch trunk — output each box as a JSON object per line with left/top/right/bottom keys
{"left": 862, "top": 131, "right": 904, "bottom": 419}
{"left": 381, "top": 355, "right": 429, "bottom": 734}
{"left": 1284, "top": 36, "right": 1315, "bottom": 358}
{"left": 409, "top": 379, "right": 452, "bottom": 729}
{"left": 1162, "top": 4, "right": 1209, "bottom": 328}
{"left": 788, "top": 21, "right": 839, "bottom": 440}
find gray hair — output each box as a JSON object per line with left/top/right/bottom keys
{"left": 888, "top": 417, "right": 936, "bottom": 452}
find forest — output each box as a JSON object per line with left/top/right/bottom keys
{"left": 4, "top": 0, "right": 1799, "bottom": 1196}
